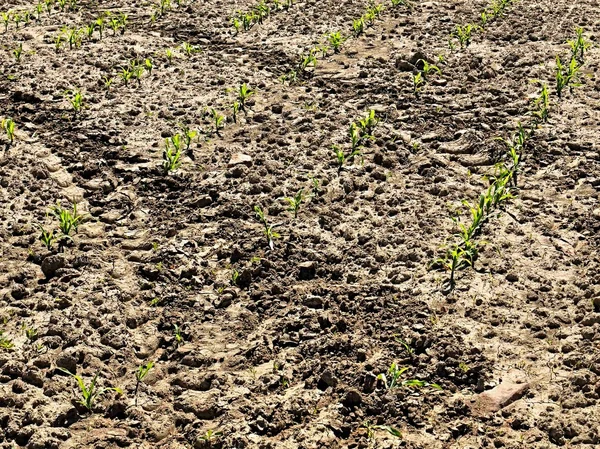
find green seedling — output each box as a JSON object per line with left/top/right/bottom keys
{"left": 435, "top": 244, "right": 468, "bottom": 288}
{"left": 134, "top": 361, "right": 154, "bottom": 405}
{"left": 173, "top": 324, "right": 184, "bottom": 344}
{"left": 358, "top": 109, "right": 378, "bottom": 136}
{"left": 103, "top": 76, "right": 114, "bottom": 93}
{"left": 298, "top": 49, "right": 318, "bottom": 73}
{"left": 453, "top": 23, "right": 477, "bottom": 48}
{"left": 64, "top": 26, "right": 82, "bottom": 49}
{"left": 210, "top": 108, "right": 225, "bottom": 135}
{"left": 179, "top": 124, "right": 197, "bottom": 150}
{"left": 0, "top": 331, "right": 14, "bottom": 350}
{"left": 49, "top": 201, "right": 85, "bottom": 242}
{"left": 333, "top": 143, "right": 362, "bottom": 170}
{"left": 119, "top": 67, "right": 133, "bottom": 86}
{"left": 391, "top": 0, "right": 413, "bottom": 8}
{"left": 13, "top": 44, "right": 23, "bottom": 63}
{"left": 284, "top": 189, "right": 304, "bottom": 218}
{"left": 412, "top": 71, "right": 424, "bottom": 95}
{"left": 352, "top": 17, "right": 364, "bottom": 36}
{"left": 531, "top": 81, "right": 550, "bottom": 123}
{"left": 377, "top": 362, "right": 442, "bottom": 390}
{"left": 95, "top": 16, "right": 106, "bottom": 39}
{"left": 2, "top": 117, "right": 15, "bottom": 144}
{"left": 59, "top": 369, "right": 122, "bottom": 412}
{"left": 24, "top": 326, "right": 37, "bottom": 341}
{"left": 38, "top": 225, "right": 55, "bottom": 250}
{"left": 144, "top": 58, "right": 153, "bottom": 75}
{"left": 163, "top": 136, "right": 182, "bottom": 173}
{"left": 165, "top": 48, "right": 175, "bottom": 64}
{"left": 308, "top": 175, "right": 321, "bottom": 196}
{"left": 65, "top": 89, "right": 84, "bottom": 113}
{"left": 417, "top": 59, "right": 441, "bottom": 79}
{"left": 568, "top": 27, "right": 591, "bottom": 62}
{"left": 2, "top": 12, "right": 11, "bottom": 32}
{"left": 231, "top": 101, "right": 240, "bottom": 123}
{"left": 35, "top": 4, "right": 44, "bottom": 21}
{"left": 237, "top": 83, "right": 255, "bottom": 112}
{"left": 555, "top": 55, "right": 581, "bottom": 99}
{"left": 198, "top": 430, "right": 223, "bottom": 443}
{"left": 254, "top": 205, "right": 280, "bottom": 250}
{"left": 362, "top": 421, "right": 402, "bottom": 441}
{"left": 326, "top": 31, "right": 346, "bottom": 53}
{"left": 181, "top": 41, "right": 201, "bottom": 57}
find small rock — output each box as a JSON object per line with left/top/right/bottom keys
{"left": 471, "top": 381, "right": 529, "bottom": 416}
{"left": 41, "top": 255, "right": 66, "bottom": 278}
{"left": 298, "top": 261, "right": 316, "bottom": 280}
{"left": 320, "top": 369, "right": 339, "bottom": 388}
{"left": 342, "top": 388, "right": 362, "bottom": 406}
{"left": 228, "top": 153, "right": 252, "bottom": 167}
{"left": 303, "top": 295, "right": 323, "bottom": 308}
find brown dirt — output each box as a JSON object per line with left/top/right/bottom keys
{"left": 1, "top": 0, "right": 599, "bottom": 448}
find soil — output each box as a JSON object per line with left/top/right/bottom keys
{"left": 1, "top": 0, "right": 600, "bottom": 448}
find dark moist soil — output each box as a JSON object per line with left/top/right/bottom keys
{"left": 1, "top": 0, "right": 600, "bottom": 448}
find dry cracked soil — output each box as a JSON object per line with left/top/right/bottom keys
{"left": 1, "top": 0, "right": 600, "bottom": 448}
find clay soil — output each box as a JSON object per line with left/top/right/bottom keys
{"left": 1, "top": 0, "right": 600, "bottom": 448}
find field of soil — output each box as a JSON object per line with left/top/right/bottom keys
{"left": 1, "top": 0, "right": 599, "bottom": 448}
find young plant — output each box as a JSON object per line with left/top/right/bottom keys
{"left": 453, "top": 23, "right": 476, "bottom": 48}
{"left": 531, "top": 81, "right": 550, "bottom": 123}
{"left": 362, "top": 421, "right": 402, "bottom": 441}
{"left": 555, "top": 55, "right": 581, "bottom": 99}
{"left": 0, "top": 331, "right": 14, "bottom": 350}
{"left": 352, "top": 17, "right": 364, "bottom": 37}
{"left": 568, "top": 27, "right": 591, "bottom": 62}
{"left": 49, "top": 201, "right": 86, "bottom": 243}
{"left": 38, "top": 225, "right": 56, "bottom": 250}
{"left": 103, "top": 75, "right": 114, "bottom": 93}
{"left": 284, "top": 189, "right": 304, "bottom": 218}
{"left": 173, "top": 324, "right": 184, "bottom": 344}
{"left": 210, "top": 108, "right": 225, "bottom": 135}
{"left": 333, "top": 143, "right": 362, "bottom": 170}
{"left": 198, "top": 430, "right": 223, "bottom": 444}
{"left": 181, "top": 41, "right": 201, "bottom": 57}
{"left": 179, "top": 124, "right": 197, "bottom": 151}
{"left": 162, "top": 136, "right": 182, "bottom": 173}
{"left": 1, "top": 12, "right": 10, "bottom": 33}
{"left": 417, "top": 59, "right": 442, "bottom": 79}
{"left": 65, "top": 89, "right": 84, "bottom": 114}
{"left": 119, "top": 67, "right": 133, "bottom": 86}
{"left": 2, "top": 117, "right": 15, "bottom": 145}
{"left": 237, "top": 83, "right": 255, "bottom": 112}
{"left": 254, "top": 205, "right": 280, "bottom": 250}
{"left": 377, "top": 362, "right": 442, "bottom": 390}
{"left": 59, "top": 369, "right": 122, "bottom": 412}
{"left": 12, "top": 43, "right": 23, "bottom": 63}
{"left": 326, "top": 31, "right": 346, "bottom": 53}
{"left": 134, "top": 361, "right": 154, "bottom": 405}
{"left": 412, "top": 71, "right": 424, "bottom": 96}
{"left": 434, "top": 243, "right": 469, "bottom": 288}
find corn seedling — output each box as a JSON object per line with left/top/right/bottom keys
{"left": 352, "top": 17, "right": 365, "bottom": 36}
{"left": 412, "top": 71, "right": 424, "bottom": 95}
{"left": 237, "top": 83, "right": 255, "bottom": 112}
{"left": 64, "top": 27, "right": 82, "bottom": 49}
{"left": 453, "top": 24, "right": 476, "bottom": 48}
{"left": 181, "top": 42, "right": 201, "bottom": 57}
{"left": 333, "top": 143, "right": 362, "bottom": 170}
{"left": 24, "top": 326, "right": 37, "bottom": 341}
{"left": 254, "top": 205, "right": 280, "bottom": 250}
{"left": 435, "top": 244, "right": 469, "bottom": 288}
{"left": 38, "top": 225, "right": 55, "bottom": 250}
{"left": 418, "top": 59, "right": 441, "bottom": 79}
{"left": 173, "top": 324, "right": 184, "bottom": 344}
{"left": 119, "top": 67, "right": 133, "bottom": 86}
{"left": 13, "top": 12, "right": 22, "bottom": 29}
{"left": 377, "top": 362, "right": 442, "bottom": 390}
{"left": 165, "top": 48, "right": 175, "bottom": 64}
{"left": 362, "top": 421, "right": 402, "bottom": 441}
{"left": 144, "top": 58, "right": 153, "bottom": 75}
{"left": 35, "top": 4, "right": 43, "bottom": 21}
{"left": 531, "top": 81, "right": 550, "bottom": 123}
{"left": 326, "top": 31, "right": 346, "bottom": 53}
{"left": 555, "top": 55, "right": 581, "bottom": 99}
{"left": 179, "top": 124, "right": 197, "bottom": 150}
{"left": 65, "top": 89, "right": 84, "bottom": 113}
{"left": 163, "top": 136, "right": 182, "bottom": 173}
{"left": 2, "top": 117, "right": 15, "bottom": 145}
{"left": 95, "top": 16, "right": 106, "bottom": 39}
{"left": 103, "top": 76, "right": 114, "bottom": 93}
{"left": 59, "top": 369, "right": 122, "bottom": 412}
{"left": 210, "top": 109, "right": 225, "bottom": 135}
{"left": 198, "top": 430, "right": 223, "bottom": 443}
{"left": 284, "top": 189, "right": 304, "bottom": 218}
{"left": 0, "top": 331, "right": 14, "bottom": 350}
{"left": 134, "top": 361, "right": 154, "bottom": 405}
{"left": 49, "top": 201, "right": 85, "bottom": 244}
{"left": 298, "top": 49, "right": 318, "bottom": 73}
{"left": 358, "top": 109, "right": 378, "bottom": 135}
{"left": 2, "top": 12, "right": 10, "bottom": 32}
{"left": 568, "top": 27, "right": 591, "bottom": 63}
